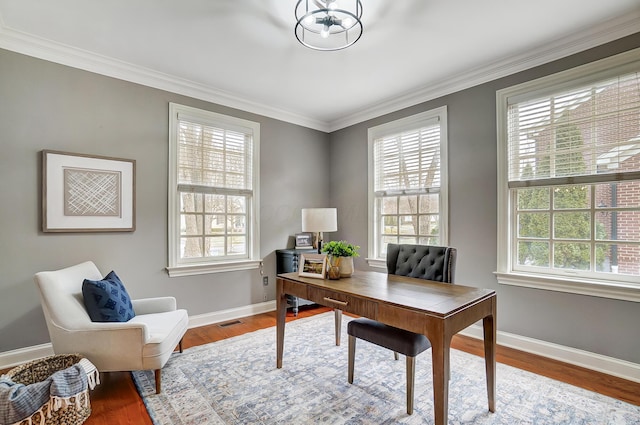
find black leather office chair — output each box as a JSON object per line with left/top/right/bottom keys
{"left": 347, "top": 243, "right": 457, "bottom": 414}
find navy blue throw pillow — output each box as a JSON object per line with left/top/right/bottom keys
{"left": 82, "top": 270, "right": 136, "bottom": 322}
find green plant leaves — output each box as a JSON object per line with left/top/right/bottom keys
{"left": 321, "top": 240, "right": 360, "bottom": 257}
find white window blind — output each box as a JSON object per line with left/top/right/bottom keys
{"left": 507, "top": 71, "right": 640, "bottom": 188}
{"left": 373, "top": 118, "right": 441, "bottom": 195}
{"left": 177, "top": 114, "right": 254, "bottom": 194}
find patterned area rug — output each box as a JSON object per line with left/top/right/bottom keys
{"left": 132, "top": 312, "right": 640, "bottom": 424}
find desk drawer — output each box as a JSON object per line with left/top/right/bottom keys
{"left": 308, "top": 287, "right": 377, "bottom": 318}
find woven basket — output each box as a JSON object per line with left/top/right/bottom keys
{"left": 6, "top": 354, "right": 91, "bottom": 425}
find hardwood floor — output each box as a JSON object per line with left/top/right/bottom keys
{"left": 6, "top": 305, "right": 639, "bottom": 424}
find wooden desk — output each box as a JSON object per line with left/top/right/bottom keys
{"left": 276, "top": 271, "right": 497, "bottom": 425}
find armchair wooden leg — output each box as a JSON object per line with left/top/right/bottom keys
{"left": 348, "top": 335, "right": 356, "bottom": 384}
{"left": 155, "top": 369, "right": 162, "bottom": 394}
{"left": 406, "top": 356, "right": 416, "bottom": 415}
{"left": 179, "top": 337, "right": 184, "bottom": 353}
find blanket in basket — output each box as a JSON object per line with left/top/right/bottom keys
{"left": 0, "top": 358, "right": 99, "bottom": 425}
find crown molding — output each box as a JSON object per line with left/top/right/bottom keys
{"left": 0, "top": 20, "right": 330, "bottom": 132}
{"left": 1, "top": 12, "right": 639, "bottom": 134}
{"left": 328, "top": 12, "right": 640, "bottom": 132}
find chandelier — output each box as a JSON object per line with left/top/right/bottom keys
{"left": 294, "top": 0, "right": 363, "bottom": 51}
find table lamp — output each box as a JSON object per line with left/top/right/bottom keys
{"left": 301, "top": 208, "right": 337, "bottom": 253}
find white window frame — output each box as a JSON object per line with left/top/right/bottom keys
{"left": 167, "top": 103, "right": 261, "bottom": 277}
{"left": 496, "top": 48, "right": 640, "bottom": 302}
{"left": 367, "top": 107, "right": 449, "bottom": 269}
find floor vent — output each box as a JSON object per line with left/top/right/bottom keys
{"left": 218, "top": 320, "right": 242, "bottom": 327}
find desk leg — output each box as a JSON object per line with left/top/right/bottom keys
{"left": 431, "top": 332, "right": 451, "bottom": 425}
{"left": 276, "top": 278, "right": 287, "bottom": 369}
{"left": 483, "top": 300, "right": 497, "bottom": 412}
{"left": 334, "top": 309, "right": 342, "bottom": 346}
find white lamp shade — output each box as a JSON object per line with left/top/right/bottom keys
{"left": 301, "top": 208, "right": 337, "bottom": 232}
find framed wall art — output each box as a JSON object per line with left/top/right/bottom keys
{"left": 298, "top": 253, "right": 327, "bottom": 279}
{"left": 42, "top": 150, "right": 136, "bottom": 232}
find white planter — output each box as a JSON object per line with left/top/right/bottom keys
{"left": 339, "top": 256, "right": 354, "bottom": 277}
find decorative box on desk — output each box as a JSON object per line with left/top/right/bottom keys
{"left": 276, "top": 248, "right": 317, "bottom": 315}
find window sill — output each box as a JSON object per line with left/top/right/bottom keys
{"left": 495, "top": 271, "right": 640, "bottom": 302}
{"left": 166, "top": 259, "right": 262, "bottom": 277}
{"left": 366, "top": 258, "right": 387, "bottom": 270}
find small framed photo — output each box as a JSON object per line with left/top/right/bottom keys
{"left": 295, "top": 232, "right": 313, "bottom": 249}
{"left": 298, "top": 253, "right": 327, "bottom": 279}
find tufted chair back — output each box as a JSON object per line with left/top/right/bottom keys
{"left": 386, "top": 243, "right": 456, "bottom": 283}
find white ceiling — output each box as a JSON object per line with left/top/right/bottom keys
{"left": 1, "top": 0, "right": 639, "bottom": 132}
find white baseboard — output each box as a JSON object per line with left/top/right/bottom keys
{"left": 3, "top": 301, "right": 638, "bottom": 386}
{"left": 187, "top": 300, "right": 276, "bottom": 329}
{"left": 0, "top": 343, "right": 54, "bottom": 370}
{"left": 459, "top": 325, "right": 640, "bottom": 384}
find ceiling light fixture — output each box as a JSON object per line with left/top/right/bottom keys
{"left": 295, "top": 0, "right": 363, "bottom": 51}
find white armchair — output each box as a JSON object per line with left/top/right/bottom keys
{"left": 34, "top": 261, "right": 188, "bottom": 393}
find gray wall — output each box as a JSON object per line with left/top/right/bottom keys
{"left": 0, "top": 48, "right": 329, "bottom": 352}
{"left": 2, "top": 32, "right": 640, "bottom": 365}
{"left": 329, "top": 33, "right": 640, "bottom": 364}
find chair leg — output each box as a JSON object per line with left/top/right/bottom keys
{"left": 179, "top": 337, "right": 184, "bottom": 353}
{"left": 348, "top": 334, "right": 356, "bottom": 384}
{"left": 394, "top": 351, "right": 399, "bottom": 361}
{"left": 155, "top": 369, "right": 162, "bottom": 394}
{"left": 406, "top": 356, "right": 416, "bottom": 415}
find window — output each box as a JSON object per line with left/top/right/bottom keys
{"left": 367, "top": 107, "right": 448, "bottom": 268}
{"left": 496, "top": 49, "right": 640, "bottom": 301}
{"left": 167, "top": 103, "right": 260, "bottom": 277}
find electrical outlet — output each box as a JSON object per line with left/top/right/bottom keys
{"left": 263, "top": 294, "right": 267, "bottom": 301}
{"left": 262, "top": 276, "right": 268, "bottom": 286}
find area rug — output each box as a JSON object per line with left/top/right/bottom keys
{"left": 132, "top": 312, "right": 640, "bottom": 424}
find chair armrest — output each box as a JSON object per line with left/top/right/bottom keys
{"left": 51, "top": 322, "right": 150, "bottom": 370}
{"left": 66, "top": 320, "right": 150, "bottom": 339}
{"left": 52, "top": 321, "right": 150, "bottom": 354}
{"left": 132, "top": 297, "right": 177, "bottom": 315}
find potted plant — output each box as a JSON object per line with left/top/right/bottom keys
{"left": 321, "top": 240, "right": 360, "bottom": 278}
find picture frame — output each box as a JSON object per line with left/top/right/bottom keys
{"left": 298, "top": 253, "right": 327, "bottom": 279}
{"left": 295, "top": 232, "right": 313, "bottom": 249}
{"left": 42, "top": 150, "right": 136, "bottom": 232}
